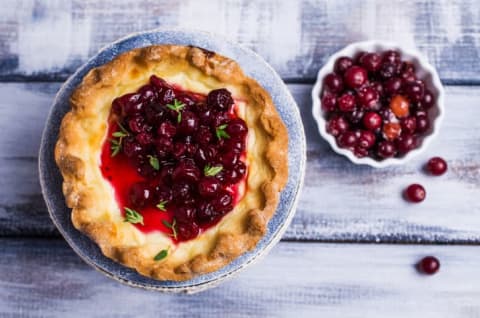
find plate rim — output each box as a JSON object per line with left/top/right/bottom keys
{"left": 39, "top": 27, "right": 306, "bottom": 293}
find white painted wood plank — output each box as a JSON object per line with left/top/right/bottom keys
{"left": 1, "top": 0, "right": 480, "bottom": 81}
{"left": 1, "top": 83, "right": 479, "bottom": 243}
{"left": 1, "top": 239, "right": 480, "bottom": 317}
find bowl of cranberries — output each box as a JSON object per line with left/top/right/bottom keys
{"left": 312, "top": 41, "right": 445, "bottom": 167}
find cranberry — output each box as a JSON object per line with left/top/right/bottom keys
{"left": 363, "top": 112, "right": 382, "bottom": 131}
{"left": 177, "top": 95, "right": 196, "bottom": 107}
{"left": 177, "top": 221, "right": 200, "bottom": 241}
{"left": 353, "top": 145, "right": 369, "bottom": 158}
{"left": 128, "top": 116, "right": 146, "bottom": 134}
{"left": 136, "top": 132, "right": 153, "bottom": 146}
{"left": 379, "top": 63, "right": 396, "bottom": 79}
{"left": 326, "top": 116, "right": 349, "bottom": 137}
{"left": 198, "top": 177, "right": 221, "bottom": 197}
{"left": 221, "top": 151, "right": 239, "bottom": 168}
{"left": 172, "top": 182, "right": 193, "bottom": 201}
{"left": 222, "top": 138, "right": 245, "bottom": 153}
{"left": 172, "top": 142, "right": 187, "bottom": 159}
{"left": 418, "top": 256, "right": 440, "bottom": 275}
{"left": 347, "top": 108, "right": 365, "bottom": 124}
{"left": 379, "top": 108, "right": 396, "bottom": 122}
{"left": 337, "top": 131, "right": 358, "bottom": 148}
{"left": 405, "top": 183, "right": 426, "bottom": 203}
{"left": 426, "top": 157, "right": 447, "bottom": 176}
{"left": 334, "top": 57, "right": 354, "bottom": 75}
{"left": 383, "top": 122, "right": 402, "bottom": 141}
{"left": 415, "top": 115, "right": 430, "bottom": 133}
{"left": 195, "top": 145, "right": 218, "bottom": 167}
{"left": 235, "top": 162, "right": 247, "bottom": 178}
{"left": 226, "top": 118, "right": 248, "bottom": 139}
{"left": 195, "top": 126, "right": 213, "bottom": 145}
{"left": 150, "top": 75, "right": 169, "bottom": 89}
{"left": 154, "top": 137, "right": 173, "bottom": 158}
{"left": 384, "top": 77, "right": 402, "bottom": 96}
{"left": 156, "top": 185, "right": 173, "bottom": 202}
{"left": 115, "top": 93, "right": 143, "bottom": 116}
{"left": 157, "top": 121, "right": 177, "bottom": 138}
{"left": 360, "top": 52, "right": 382, "bottom": 72}
{"left": 321, "top": 93, "right": 337, "bottom": 112}
{"left": 197, "top": 201, "right": 217, "bottom": 222}
{"left": 207, "top": 88, "right": 234, "bottom": 111}
{"left": 129, "top": 182, "right": 154, "bottom": 208}
{"left": 172, "top": 160, "right": 201, "bottom": 183}
{"left": 357, "top": 130, "right": 376, "bottom": 149}
{"left": 405, "top": 81, "right": 424, "bottom": 102}
{"left": 138, "top": 84, "right": 157, "bottom": 102}
{"left": 390, "top": 95, "right": 410, "bottom": 118}
{"left": 337, "top": 93, "right": 356, "bottom": 112}
{"left": 123, "top": 137, "right": 144, "bottom": 158}
{"left": 371, "top": 81, "right": 384, "bottom": 96}
{"left": 344, "top": 66, "right": 368, "bottom": 89}
{"left": 159, "top": 165, "right": 174, "bottom": 185}
{"left": 145, "top": 103, "right": 166, "bottom": 125}
{"left": 177, "top": 111, "right": 199, "bottom": 135}
{"left": 211, "top": 191, "right": 233, "bottom": 214}
{"left": 396, "top": 134, "right": 417, "bottom": 154}
{"left": 421, "top": 90, "right": 435, "bottom": 109}
{"left": 357, "top": 86, "right": 379, "bottom": 109}
{"left": 323, "top": 73, "right": 344, "bottom": 93}
{"left": 401, "top": 117, "right": 417, "bottom": 134}
{"left": 382, "top": 50, "right": 401, "bottom": 65}
{"left": 175, "top": 206, "right": 196, "bottom": 223}
{"left": 158, "top": 88, "right": 175, "bottom": 105}
{"left": 376, "top": 141, "right": 397, "bottom": 158}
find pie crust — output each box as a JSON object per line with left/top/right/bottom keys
{"left": 55, "top": 45, "right": 288, "bottom": 281}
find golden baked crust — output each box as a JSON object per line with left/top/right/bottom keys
{"left": 55, "top": 45, "right": 288, "bottom": 281}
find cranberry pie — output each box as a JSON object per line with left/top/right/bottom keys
{"left": 55, "top": 45, "right": 288, "bottom": 281}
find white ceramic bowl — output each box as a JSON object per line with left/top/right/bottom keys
{"left": 312, "top": 41, "right": 445, "bottom": 168}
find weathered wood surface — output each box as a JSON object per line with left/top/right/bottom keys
{"left": 1, "top": 83, "right": 479, "bottom": 242}
{"left": 1, "top": 238, "right": 480, "bottom": 317}
{"left": 1, "top": 0, "right": 480, "bottom": 82}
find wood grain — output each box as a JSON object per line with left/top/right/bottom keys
{"left": 1, "top": 83, "right": 479, "bottom": 242}
{"left": 1, "top": 238, "right": 480, "bottom": 317}
{"left": 1, "top": 0, "right": 480, "bottom": 82}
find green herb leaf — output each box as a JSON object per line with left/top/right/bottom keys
{"left": 124, "top": 207, "right": 144, "bottom": 225}
{"left": 162, "top": 219, "right": 177, "bottom": 240}
{"left": 166, "top": 99, "right": 185, "bottom": 123}
{"left": 117, "top": 122, "right": 129, "bottom": 135}
{"left": 166, "top": 99, "right": 185, "bottom": 112}
{"left": 110, "top": 139, "right": 121, "bottom": 157}
{"left": 156, "top": 200, "right": 168, "bottom": 211}
{"left": 148, "top": 155, "right": 160, "bottom": 170}
{"left": 204, "top": 164, "right": 223, "bottom": 176}
{"left": 215, "top": 124, "right": 230, "bottom": 139}
{"left": 153, "top": 249, "right": 168, "bottom": 261}
{"left": 112, "top": 131, "right": 128, "bottom": 138}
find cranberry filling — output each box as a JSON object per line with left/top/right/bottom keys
{"left": 100, "top": 75, "right": 248, "bottom": 243}
{"left": 321, "top": 50, "right": 436, "bottom": 160}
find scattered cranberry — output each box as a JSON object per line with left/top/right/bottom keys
{"left": 360, "top": 53, "right": 382, "bottom": 72}
{"left": 396, "top": 134, "right": 417, "bottom": 154}
{"left": 358, "top": 130, "right": 376, "bottom": 149}
{"left": 344, "top": 66, "right": 368, "bottom": 88}
{"left": 415, "top": 115, "right": 430, "bottom": 133}
{"left": 405, "top": 183, "right": 426, "bottom": 203}
{"left": 418, "top": 256, "right": 440, "bottom": 275}
{"left": 426, "top": 157, "right": 448, "bottom": 176}
{"left": 357, "top": 86, "right": 379, "bottom": 109}
{"left": 400, "top": 117, "right": 417, "bottom": 134}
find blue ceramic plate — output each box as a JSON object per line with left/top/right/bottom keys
{"left": 39, "top": 29, "right": 306, "bottom": 293}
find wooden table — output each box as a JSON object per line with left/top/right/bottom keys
{"left": 1, "top": 1, "right": 480, "bottom": 316}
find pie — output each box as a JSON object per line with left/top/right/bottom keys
{"left": 55, "top": 45, "right": 288, "bottom": 281}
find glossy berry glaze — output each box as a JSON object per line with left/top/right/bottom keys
{"left": 100, "top": 75, "right": 248, "bottom": 243}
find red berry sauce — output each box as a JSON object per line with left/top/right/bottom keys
{"left": 100, "top": 75, "right": 249, "bottom": 243}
